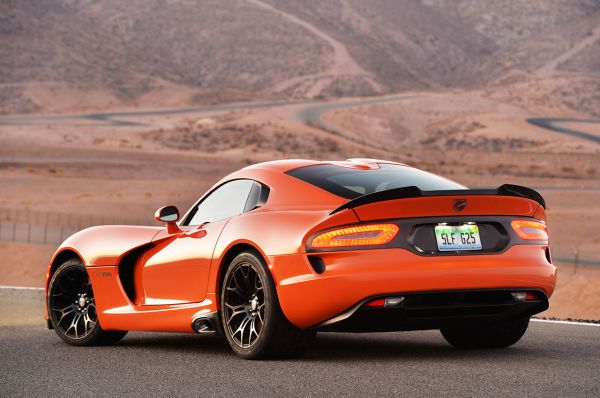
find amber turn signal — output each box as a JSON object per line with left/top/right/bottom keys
{"left": 310, "top": 223, "right": 399, "bottom": 249}
{"left": 511, "top": 220, "right": 548, "bottom": 241}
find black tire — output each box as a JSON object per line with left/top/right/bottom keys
{"left": 220, "top": 251, "right": 315, "bottom": 359}
{"left": 48, "top": 259, "right": 127, "bottom": 346}
{"left": 441, "top": 316, "right": 530, "bottom": 349}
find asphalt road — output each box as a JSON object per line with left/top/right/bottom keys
{"left": 290, "top": 94, "right": 415, "bottom": 148}
{"left": 527, "top": 118, "right": 600, "bottom": 144}
{"left": 0, "top": 99, "right": 317, "bottom": 126}
{"left": 1, "top": 288, "right": 599, "bottom": 397}
{"left": 1, "top": 95, "right": 599, "bottom": 146}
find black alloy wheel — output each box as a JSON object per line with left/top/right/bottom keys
{"left": 221, "top": 251, "right": 315, "bottom": 359}
{"left": 48, "top": 259, "right": 127, "bottom": 346}
{"left": 223, "top": 260, "right": 266, "bottom": 348}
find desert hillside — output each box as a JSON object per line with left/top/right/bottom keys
{"left": 1, "top": 0, "right": 599, "bottom": 114}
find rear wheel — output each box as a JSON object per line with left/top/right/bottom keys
{"left": 220, "top": 251, "right": 314, "bottom": 359}
{"left": 441, "top": 316, "right": 530, "bottom": 349}
{"left": 48, "top": 259, "right": 127, "bottom": 346}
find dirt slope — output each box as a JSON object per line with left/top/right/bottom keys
{"left": 3, "top": 0, "right": 598, "bottom": 114}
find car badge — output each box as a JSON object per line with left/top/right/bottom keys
{"left": 453, "top": 199, "right": 467, "bottom": 212}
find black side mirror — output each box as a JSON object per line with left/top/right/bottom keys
{"left": 154, "top": 206, "right": 181, "bottom": 234}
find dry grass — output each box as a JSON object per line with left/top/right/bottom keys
{"left": 144, "top": 119, "right": 345, "bottom": 159}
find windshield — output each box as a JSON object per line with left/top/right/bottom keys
{"left": 286, "top": 164, "right": 466, "bottom": 199}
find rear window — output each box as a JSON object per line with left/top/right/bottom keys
{"left": 286, "top": 164, "right": 466, "bottom": 199}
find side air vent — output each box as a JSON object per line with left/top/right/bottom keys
{"left": 308, "top": 255, "right": 326, "bottom": 274}
{"left": 118, "top": 246, "right": 148, "bottom": 303}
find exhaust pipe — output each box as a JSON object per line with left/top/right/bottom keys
{"left": 191, "top": 316, "right": 218, "bottom": 334}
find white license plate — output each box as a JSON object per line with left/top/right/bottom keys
{"left": 435, "top": 224, "right": 482, "bottom": 251}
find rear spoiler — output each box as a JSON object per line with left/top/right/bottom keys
{"left": 330, "top": 184, "right": 545, "bottom": 215}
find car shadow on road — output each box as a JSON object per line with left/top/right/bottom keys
{"left": 117, "top": 332, "right": 231, "bottom": 355}
{"left": 115, "top": 331, "right": 536, "bottom": 362}
{"left": 304, "top": 332, "right": 536, "bottom": 362}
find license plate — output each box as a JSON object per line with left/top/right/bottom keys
{"left": 435, "top": 224, "right": 482, "bottom": 251}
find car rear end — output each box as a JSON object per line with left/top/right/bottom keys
{"left": 271, "top": 161, "right": 556, "bottom": 333}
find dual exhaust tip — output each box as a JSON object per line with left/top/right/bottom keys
{"left": 192, "top": 316, "right": 218, "bottom": 334}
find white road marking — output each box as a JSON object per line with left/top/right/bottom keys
{"left": 531, "top": 318, "right": 600, "bottom": 327}
{"left": 0, "top": 285, "right": 44, "bottom": 291}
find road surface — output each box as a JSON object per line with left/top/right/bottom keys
{"left": 1, "top": 288, "right": 599, "bottom": 397}
{"left": 1, "top": 95, "right": 599, "bottom": 147}
{"left": 526, "top": 118, "right": 600, "bottom": 144}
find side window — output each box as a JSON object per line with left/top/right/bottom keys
{"left": 244, "top": 181, "right": 270, "bottom": 212}
{"left": 187, "top": 179, "right": 255, "bottom": 226}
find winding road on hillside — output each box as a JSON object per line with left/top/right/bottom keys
{"left": 1, "top": 94, "right": 599, "bottom": 147}
{"left": 1, "top": 287, "right": 599, "bottom": 397}
{"left": 0, "top": 99, "right": 317, "bottom": 127}
{"left": 527, "top": 117, "right": 600, "bottom": 144}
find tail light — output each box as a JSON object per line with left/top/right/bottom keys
{"left": 511, "top": 291, "right": 541, "bottom": 301}
{"left": 365, "top": 297, "right": 405, "bottom": 307}
{"left": 310, "top": 223, "right": 399, "bottom": 249}
{"left": 511, "top": 220, "right": 548, "bottom": 241}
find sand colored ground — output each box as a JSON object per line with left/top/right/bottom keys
{"left": 0, "top": 242, "right": 55, "bottom": 287}
{"left": 542, "top": 263, "right": 600, "bottom": 320}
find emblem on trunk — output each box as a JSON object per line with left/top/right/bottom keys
{"left": 453, "top": 199, "right": 467, "bottom": 212}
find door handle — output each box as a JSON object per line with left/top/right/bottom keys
{"left": 185, "top": 229, "right": 207, "bottom": 239}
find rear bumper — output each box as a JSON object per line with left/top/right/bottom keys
{"left": 317, "top": 289, "right": 548, "bottom": 332}
{"left": 269, "top": 244, "right": 556, "bottom": 329}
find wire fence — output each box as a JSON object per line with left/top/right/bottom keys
{"left": 0, "top": 207, "right": 598, "bottom": 267}
{"left": 0, "top": 207, "right": 149, "bottom": 245}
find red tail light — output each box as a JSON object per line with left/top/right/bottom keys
{"left": 511, "top": 220, "right": 548, "bottom": 241}
{"left": 525, "top": 292, "right": 539, "bottom": 301}
{"left": 512, "top": 291, "right": 541, "bottom": 301}
{"left": 310, "top": 223, "right": 399, "bottom": 249}
{"left": 365, "top": 299, "right": 385, "bottom": 307}
{"left": 364, "top": 297, "right": 405, "bottom": 307}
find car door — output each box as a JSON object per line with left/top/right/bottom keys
{"left": 140, "top": 179, "right": 256, "bottom": 305}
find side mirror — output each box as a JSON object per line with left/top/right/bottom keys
{"left": 154, "top": 206, "right": 181, "bottom": 234}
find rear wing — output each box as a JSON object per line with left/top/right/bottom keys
{"left": 330, "top": 184, "right": 545, "bottom": 215}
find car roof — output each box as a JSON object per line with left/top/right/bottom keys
{"left": 203, "top": 158, "right": 412, "bottom": 212}
{"left": 242, "top": 158, "right": 408, "bottom": 173}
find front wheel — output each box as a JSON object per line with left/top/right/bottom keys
{"left": 441, "top": 316, "right": 530, "bottom": 349}
{"left": 48, "top": 259, "right": 127, "bottom": 346}
{"left": 220, "top": 251, "right": 314, "bottom": 359}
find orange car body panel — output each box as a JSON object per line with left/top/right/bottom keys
{"left": 45, "top": 159, "right": 557, "bottom": 333}
{"left": 271, "top": 245, "right": 555, "bottom": 329}
{"left": 141, "top": 219, "right": 228, "bottom": 305}
{"left": 50, "top": 225, "right": 162, "bottom": 267}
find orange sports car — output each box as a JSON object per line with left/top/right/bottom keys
{"left": 46, "top": 159, "right": 556, "bottom": 359}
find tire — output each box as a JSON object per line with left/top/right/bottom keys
{"left": 220, "top": 251, "right": 315, "bottom": 359}
{"left": 441, "top": 316, "right": 530, "bottom": 349}
{"left": 48, "top": 259, "right": 127, "bottom": 346}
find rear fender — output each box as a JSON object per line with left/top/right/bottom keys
{"left": 50, "top": 225, "right": 163, "bottom": 267}
{"left": 46, "top": 226, "right": 163, "bottom": 321}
